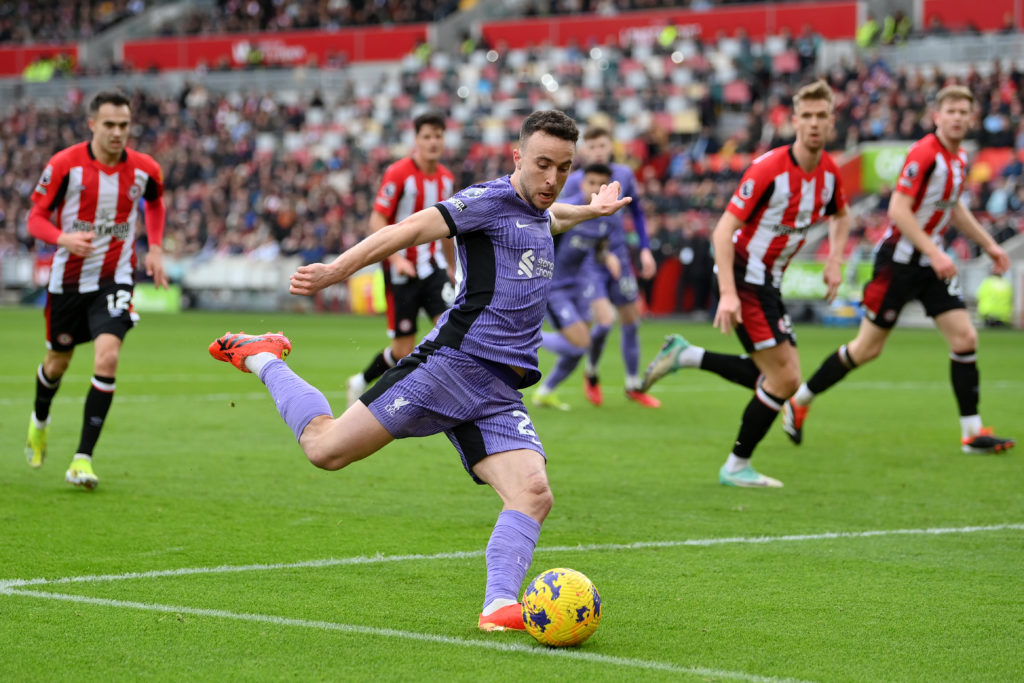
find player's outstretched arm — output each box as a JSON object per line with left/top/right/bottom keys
{"left": 549, "top": 181, "right": 631, "bottom": 234}
{"left": 823, "top": 205, "right": 852, "bottom": 303}
{"left": 290, "top": 207, "right": 450, "bottom": 296}
{"left": 950, "top": 201, "right": 1011, "bottom": 274}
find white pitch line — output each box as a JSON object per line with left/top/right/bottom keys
{"left": 0, "top": 390, "right": 348, "bottom": 407}
{"left": 652, "top": 379, "right": 1024, "bottom": 393}
{"left": 1, "top": 379, "right": 1021, "bottom": 406}
{"left": 0, "top": 588, "right": 811, "bottom": 683}
{"left": 2, "top": 523, "right": 1020, "bottom": 590}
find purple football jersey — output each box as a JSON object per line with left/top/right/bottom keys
{"left": 550, "top": 217, "right": 613, "bottom": 289}
{"left": 426, "top": 175, "right": 556, "bottom": 386}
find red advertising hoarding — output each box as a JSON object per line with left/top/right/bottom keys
{"left": 481, "top": 1, "right": 859, "bottom": 49}
{"left": 923, "top": 0, "right": 1021, "bottom": 32}
{"left": 122, "top": 25, "right": 428, "bottom": 71}
{"left": 0, "top": 44, "right": 78, "bottom": 77}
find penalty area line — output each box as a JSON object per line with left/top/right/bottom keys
{"left": 1, "top": 523, "right": 1021, "bottom": 591}
{"left": 0, "top": 588, "right": 809, "bottom": 683}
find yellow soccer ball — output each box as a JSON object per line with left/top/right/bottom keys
{"left": 522, "top": 567, "right": 602, "bottom": 647}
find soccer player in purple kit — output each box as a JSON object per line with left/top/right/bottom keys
{"left": 533, "top": 162, "right": 617, "bottom": 411}
{"left": 561, "top": 128, "right": 659, "bottom": 407}
{"left": 208, "top": 111, "right": 630, "bottom": 632}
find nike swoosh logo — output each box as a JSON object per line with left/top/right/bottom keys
{"left": 515, "top": 220, "right": 533, "bottom": 228}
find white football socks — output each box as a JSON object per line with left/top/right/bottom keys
{"left": 482, "top": 598, "right": 518, "bottom": 615}
{"left": 677, "top": 344, "right": 705, "bottom": 368}
{"left": 793, "top": 384, "right": 815, "bottom": 406}
{"left": 724, "top": 453, "right": 750, "bottom": 473}
{"left": 244, "top": 352, "right": 278, "bottom": 376}
{"left": 960, "top": 415, "right": 982, "bottom": 440}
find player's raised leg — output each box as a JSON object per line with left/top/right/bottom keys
{"left": 642, "top": 334, "right": 760, "bottom": 392}
{"left": 210, "top": 331, "right": 395, "bottom": 470}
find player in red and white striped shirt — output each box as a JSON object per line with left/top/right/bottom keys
{"left": 346, "top": 112, "right": 455, "bottom": 405}
{"left": 787, "top": 85, "right": 1014, "bottom": 455}
{"left": 24, "top": 90, "right": 168, "bottom": 489}
{"left": 641, "top": 80, "right": 851, "bottom": 487}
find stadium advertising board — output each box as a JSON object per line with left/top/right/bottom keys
{"left": 122, "top": 25, "right": 428, "bottom": 71}
{"left": 481, "top": 1, "right": 858, "bottom": 49}
{"left": 860, "top": 143, "right": 912, "bottom": 193}
{"left": 923, "top": 0, "right": 1022, "bottom": 32}
{"left": 781, "top": 260, "right": 874, "bottom": 302}
{"left": 0, "top": 45, "right": 77, "bottom": 77}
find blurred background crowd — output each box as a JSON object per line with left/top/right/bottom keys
{"left": 1, "top": 0, "right": 1022, "bottom": 315}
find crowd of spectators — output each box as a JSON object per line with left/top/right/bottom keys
{"left": 161, "top": 0, "right": 463, "bottom": 37}
{"left": 0, "top": 0, "right": 464, "bottom": 45}
{"left": 0, "top": 0, "right": 146, "bottom": 44}
{"left": 2, "top": 30, "right": 1022, "bottom": 313}
{"left": 523, "top": 0, "right": 809, "bottom": 15}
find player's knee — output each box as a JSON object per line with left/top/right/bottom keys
{"left": 300, "top": 421, "right": 354, "bottom": 471}
{"left": 391, "top": 338, "right": 416, "bottom": 360}
{"left": 951, "top": 328, "right": 978, "bottom": 354}
{"left": 774, "top": 373, "right": 801, "bottom": 399}
{"left": 304, "top": 441, "right": 351, "bottom": 471}
{"left": 94, "top": 353, "right": 119, "bottom": 375}
{"left": 523, "top": 475, "right": 554, "bottom": 521}
{"left": 43, "top": 356, "right": 71, "bottom": 378}
{"left": 849, "top": 339, "right": 882, "bottom": 364}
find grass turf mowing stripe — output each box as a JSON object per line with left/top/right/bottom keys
{"left": 3, "top": 523, "right": 1020, "bottom": 589}
{"left": 0, "top": 588, "right": 813, "bottom": 683}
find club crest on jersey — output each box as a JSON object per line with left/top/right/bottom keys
{"left": 129, "top": 183, "right": 142, "bottom": 200}
{"left": 384, "top": 397, "right": 410, "bottom": 417}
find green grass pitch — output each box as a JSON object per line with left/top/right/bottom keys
{"left": 1, "top": 305, "right": 1021, "bottom": 681}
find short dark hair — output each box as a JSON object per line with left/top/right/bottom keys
{"left": 519, "top": 110, "right": 579, "bottom": 146}
{"left": 413, "top": 111, "right": 446, "bottom": 133}
{"left": 582, "top": 127, "right": 612, "bottom": 142}
{"left": 582, "top": 162, "right": 613, "bottom": 178}
{"left": 89, "top": 90, "right": 131, "bottom": 114}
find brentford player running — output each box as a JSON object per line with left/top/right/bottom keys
{"left": 642, "top": 80, "right": 851, "bottom": 488}
{"left": 783, "top": 85, "right": 1014, "bottom": 455}
{"left": 346, "top": 112, "right": 455, "bottom": 407}
{"left": 24, "top": 90, "right": 167, "bottom": 489}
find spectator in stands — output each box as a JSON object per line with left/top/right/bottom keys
{"left": 857, "top": 13, "right": 880, "bottom": 48}
{"left": 881, "top": 11, "right": 913, "bottom": 45}
{"left": 976, "top": 269, "right": 1013, "bottom": 327}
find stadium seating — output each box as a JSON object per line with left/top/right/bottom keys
{"left": 1, "top": 5, "right": 1021, "bottom": 317}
